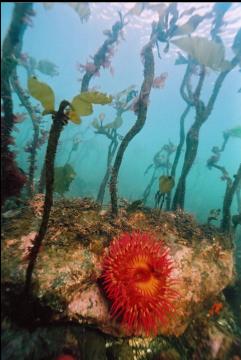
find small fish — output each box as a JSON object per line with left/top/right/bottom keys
{"left": 159, "top": 175, "right": 175, "bottom": 194}
{"left": 37, "top": 59, "right": 59, "bottom": 77}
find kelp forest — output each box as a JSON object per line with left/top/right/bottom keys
{"left": 1, "top": 3, "right": 241, "bottom": 360}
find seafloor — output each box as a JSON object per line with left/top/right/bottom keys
{"left": 1, "top": 197, "right": 241, "bottom": 360}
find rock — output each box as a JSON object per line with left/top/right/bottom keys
{"left": 159, "top": 242, "right": 234, "bottom": 336}
{"left": 208, "top": 324, "right": 234, "bottom": 359}
{"left": 1, "top": 203, "right": 235, "bottom": 338}
{"left": 68, "top": 285, "right": 110, "bottom": 323}
{"left": 2, "top": 208, "right": 22, "bottom": 219}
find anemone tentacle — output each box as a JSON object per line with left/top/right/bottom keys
{"left": 101, "top": 231, "right": 177, "bottom": 336}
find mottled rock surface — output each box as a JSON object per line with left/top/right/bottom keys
{"left": 1, "top": 198, "right": 235, "bottom": 338}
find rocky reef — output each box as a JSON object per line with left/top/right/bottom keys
{"left": 1, "top": 197, "right": 240, "bottom": 359}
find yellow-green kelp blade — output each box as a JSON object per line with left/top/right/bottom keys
{"left": 71, "top": 95, "right": 93, "bottom": 116}
{"left": 70, "top": 91, "right": 112, "bottom": 123}
{"left": 159, "top": 176, "right": 175, "bottom": 194}
{"left": 67, "top": 109, "right": 81, "bottom": 124}
{"left": 78, "top": 91, "right": 112, "bottom": 104}
{"left": 28, "top": 76, "right": 55, "bottom": 114}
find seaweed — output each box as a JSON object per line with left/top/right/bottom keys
{"left": 171, "top": 27, "right": 241, "bottom": 210}
{"left": 96, "top": 126, "right": 119, "bottom": 206}
{"left": 109, "top": 4, "right": 190, "bottom": 215}
{"left": 1, "top": 3, "right": 34, "bottom": 205}
{"left": 24, "top": 77, "right": 112, "bottom": 296}
{"left": 165, "top": 57, "right": 195, "bottom": 210}
{"left": 109, "top": 38, "right": 155, "bottom": 216}
{"left": 24, "top": 100, "right": 70, "bottom": 297}
{"left": 211, "top": 3, "right": 232, "bottom": 43}
{"left": 54, "top": 163, "right": 76, "bottom": 196}
{"left": 80, "top": 11, "right": 126, "bottom": 93}
{"left": 206, "top": 129, "right": 241, "bottom": 237}
{"left": 1, "top": 5, "right": 241, "bottom": 359}
{"left": 143, "top": 142, "right": 176, "bottom": 205}
{"left": 221, "top": 165, "right": 241, "bottom": 238}
{"left": 11, "top": 53, "right": 59, "bottom": 197}
{"left": 93, "top": 87, "right": 136, "bottom": 205}
{"left": 10, "top": 69, "right": 43, "bottom": 197}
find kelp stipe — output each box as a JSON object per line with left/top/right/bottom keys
{"left": 24, "top": 100, "right": 69, "bottom": 296}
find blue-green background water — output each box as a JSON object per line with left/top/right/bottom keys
{"left": 1, "top": 2, "right": 241, "bottom": 223}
